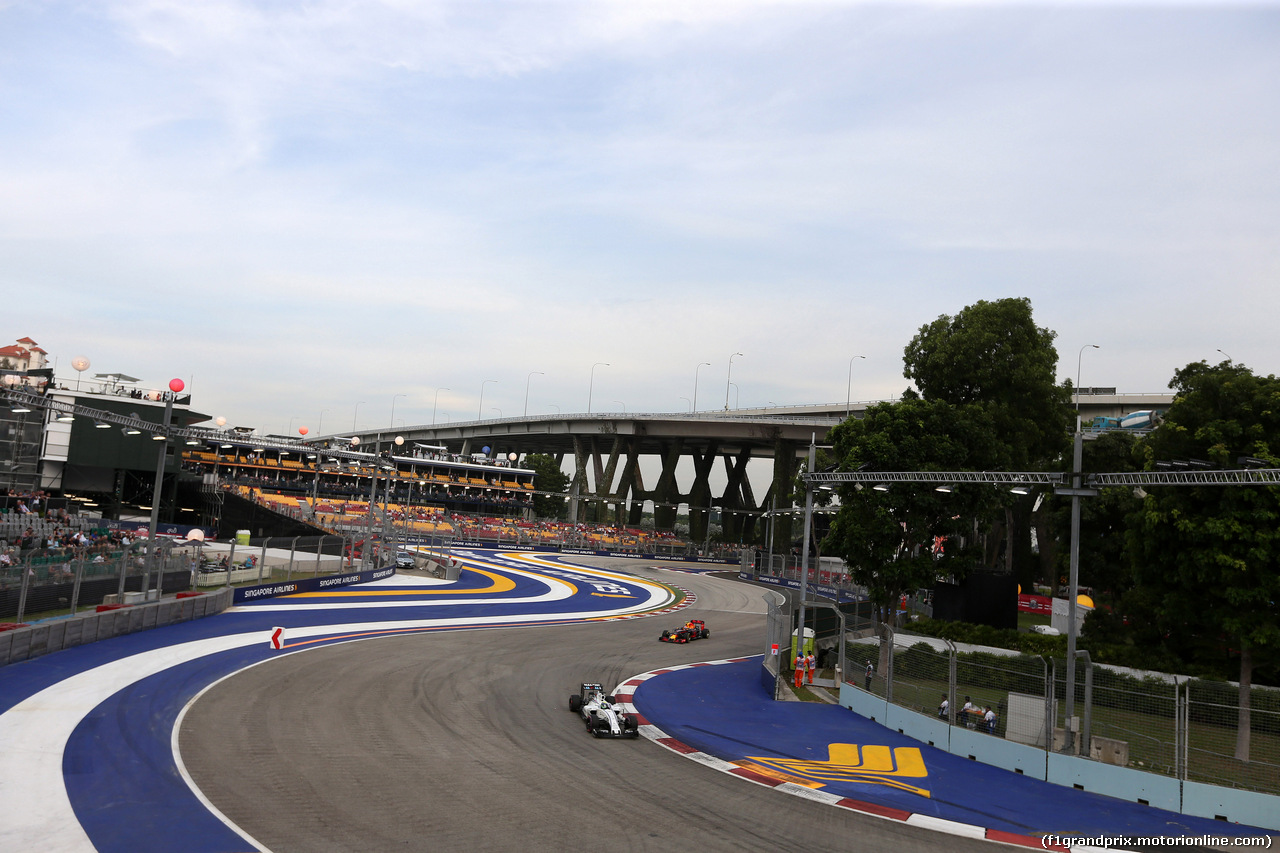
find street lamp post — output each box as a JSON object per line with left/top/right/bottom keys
{"left": 317, "top": 409, "right": 328, "bottom": 435}
{"left": 524, "top": 372, "right": 544, "bottom": 417}
{"left": 679, "top": 396, "right": 692, "bottom": 412}
{"left": 613, "top": 400, "right": 625, "bottom": 414}
{"left": 846, "top": 355, "right": 866, "bottom": 417}
{"left": 588, "top": 363, "right": 609, "bottom": 414}
{"left": 1065, "top": 343, "right": 1099, "bottom": 754}
{"left": 144, "top": 378, "right": 184, "bottom": 597}
{"left": 352, "top": 401, "right": 365, "bottom": 433}
{"left": 478, "top": 380, "right": 496, "bottom": 421}
{"left": 729, "top": 383, "right": 738, "bottom": 410}
{"left": 431, "top": 388, "right": 448, "bottom": 425}
{"left": 390, "top": 393, "right": 406, "bottom": 430}
{"left": 724, "top": 353, "right": 743, "bottom": 411}
{"left": 693, "top": 362, "right": 710, "bottom": 413}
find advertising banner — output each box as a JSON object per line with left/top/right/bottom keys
{"left": 233, "top": 566, "right": 397, "bottom": 604}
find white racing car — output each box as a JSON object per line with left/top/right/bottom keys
{"left": 568, "top": 682, "right": 640, "bottom": 739}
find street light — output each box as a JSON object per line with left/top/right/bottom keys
{"left": 1217, "top": 348, "right": 1233, "bottom": 362}
{"left": 1075, "top": 345, "right": 1099, "bottom": 428}
{"left": 548, "top": 404, "right": 560, "bottom": 414}
{"left": 478, "top": 380, "right": 496, "bottom": 420}
{"left": 588, "top": 363, "right": 609, "bottom": 414}
{"left": 724, "top": 353, "right": 743, "bottom": 411}
{"left": 491, "top": 407, "right": 502, "bottom": 419}
{"left": 693, "top": 362, "right": 711, "bottom": 413}
{"left": 728, "top": 383, "right": 738, "bottom": 410}
{"left": 680, "top": 396, "right": 692, "bottom": 412}
{"left": 1066, "top": 342, "right": 1099, "bottom": 754}
{"left": 524, "top": 371, "right": 544, "bottom": 417}
{"left": 613, "top": 400, "right": 626, "bottom": 413}
{"left": 352, "top": 401, "right": 365, "bottom": 432}
{"left": 390, "top": 393, "right": 406, "bottom": 428}
{"left": 846, "top": 355, "right": 866, "bottom": 417}
{"left": 431, "top": 388, "right": 448, "bottom": 425}
{"left": 317, "top": 409, "right": 328, "bottom": 435}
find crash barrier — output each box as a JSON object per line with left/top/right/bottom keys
{"left": 0, "top": 587, "right": 233, "bottom": 668}
{"left": 840, "top": 627, "right": 1280, "bottom": 828}
{"left": 1, "top": 557, "right": 195, "bottom": 623}
{"left": 232, "top": 566, "right": 397, "bottom": 604}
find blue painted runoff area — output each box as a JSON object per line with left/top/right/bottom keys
{"left": 632, "top": 659, "right": 1271, "bottom": 839}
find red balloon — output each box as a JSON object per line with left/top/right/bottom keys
{"left": 298, "top": 426, "right": 309, "bottom": 436}
{"left": 169, "top": 378, "right": 185, "bottom": 393}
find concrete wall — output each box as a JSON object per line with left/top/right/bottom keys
{"left": 839, "top": 681, "right": 1279, "bottom": 831}
{"left": 0, "top": 588, "right": 232, "bottom": 667}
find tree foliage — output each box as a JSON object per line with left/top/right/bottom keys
{"left": 903, "top": 297, "right": 1073, "bottom": 469}
{"left": 523, "top": 453, "right": 569, "bottom": 519}
{"left": 824, "top": 398, "right": 1002, "bottom": 621}
{"left": 1126, "top": 361, "right": 1280, "bottom": 759}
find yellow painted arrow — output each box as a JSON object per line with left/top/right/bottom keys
{"left": 590, "top": 592, "right": 634, "bottom": 598}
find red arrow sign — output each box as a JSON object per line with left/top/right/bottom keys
{"left": 270, "top": 627, "right": 284, "bottom": 650}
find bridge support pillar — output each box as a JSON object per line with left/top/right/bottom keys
{"left": 652, "top": 439, "right": 684, "bottom": 531}
{"left": 718, "top": 447, "right": 752, "bottom": 543}
{"left": 568, "top": 436, "right": 589, "bottom": 523}
{"left": 687, "top": 441, "right": 720, "bottom": 547}
{"left": 771, "top": 438, "right": 799, "bottom": 551}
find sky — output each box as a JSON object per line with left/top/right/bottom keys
{"left": 2, "top": 0, "right": 1278, "bottom": 438}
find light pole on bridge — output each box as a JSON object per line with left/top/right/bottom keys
{"left": 724, "top": 353, "right": 743, "bottom": 411}
{"left": 588, "top": 363, "right": 609, "bottom": 414}
{"left": 693, "top": 362, "right": 710, "bottom": 413}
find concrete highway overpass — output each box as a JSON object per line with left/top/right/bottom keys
{"left": 324, "top": 393, "right": 1173, "bottom": 544}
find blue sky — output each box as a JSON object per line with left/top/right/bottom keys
{"left": 2, "top": 1, "right": 1278, "bottom": 436}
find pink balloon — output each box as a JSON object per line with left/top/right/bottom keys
{"left": 169, "top": 378, "right": 185, "bottom": 393}
{"left": 298, "top": 426, "right": 309, "bottom": 436}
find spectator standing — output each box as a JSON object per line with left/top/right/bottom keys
{"left": 864, "top": 661, "right": 874, "bottom": 691}
{"left": 938, "top": 694, "right": 949, "bottom": 719}
{"left": 984, "top": 706, "right": 997, "bottom": 734}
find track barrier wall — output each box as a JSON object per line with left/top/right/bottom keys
{"left": 838, "top": 628, "right": 1280, "bottom": 831}
{"left": 0, "top": 587, "right": 233, "bottom": 668}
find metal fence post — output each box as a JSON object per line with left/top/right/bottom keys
{"left": 225, "top": 539, "right": 237, "bottom": 588}
{"left": 287, "top": 536, "right": 298, "bottom": 581}
{"left": 15, "top": 557, "right": 31, "bottom": 623}
{"left": 1077, "top": 650, "right": 1093, "bottom": 757}
{"left": 257, "top": 540, "right": 267, "bottom": 583}
{"left": 117, "top": 548, "right": 129, "bottom": 598}
{"left": 946, "top": 640, "right": 958, "bottom": 726}
{"left": 884, "top": 624, "right": 894, "bottom": 704}
{"left": 70, "top": 557, "right": 85, "bottom": 614}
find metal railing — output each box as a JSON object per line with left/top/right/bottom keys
{"left": 841, "top": 625, "right": 1280, "bottom": 796}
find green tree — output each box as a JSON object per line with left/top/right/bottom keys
{"left": 903, "top": 297, "right": 1074, "bottom": 588}
{"left": 825, "top": 398, "right": 1001, "bottom": 627}
{"left": 903, "top": 297, "right": 1072, "bottom": 469}
{"left": 523, "top": 453, "right": 569, "bottom": 519}
{"left": 1128, "top": 361, "right": 1280, "bottom": 760}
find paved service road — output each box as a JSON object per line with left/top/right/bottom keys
{"left": 179, "top": 560, "right": 999, "bottom": 852}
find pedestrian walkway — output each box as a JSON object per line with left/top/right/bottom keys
{"left": 619, "top": 657, "right": 1274, "bottom": 847}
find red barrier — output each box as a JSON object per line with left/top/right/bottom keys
{"left": 175, "top": 592, "right": 203, "bottom": 599}
{"left": 0, "top": 622, "right": 29, "bottom": 632}
{"left": 96, "top": 603, "right": 128, "bottom": 612}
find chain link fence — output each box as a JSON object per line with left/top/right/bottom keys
{"left": 840, "top": 624, "right": 1280, "bottom": 796}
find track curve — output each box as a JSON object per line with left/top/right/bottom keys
{"left": 179, "top": 560, "right": 997, "bottom": 852}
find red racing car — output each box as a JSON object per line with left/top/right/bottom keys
{"left": 660, "top": 619, "right": 709, "bottom": 643}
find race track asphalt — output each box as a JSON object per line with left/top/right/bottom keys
{"left": 178, "top": 559, "right": 1002, "bottom": 853}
